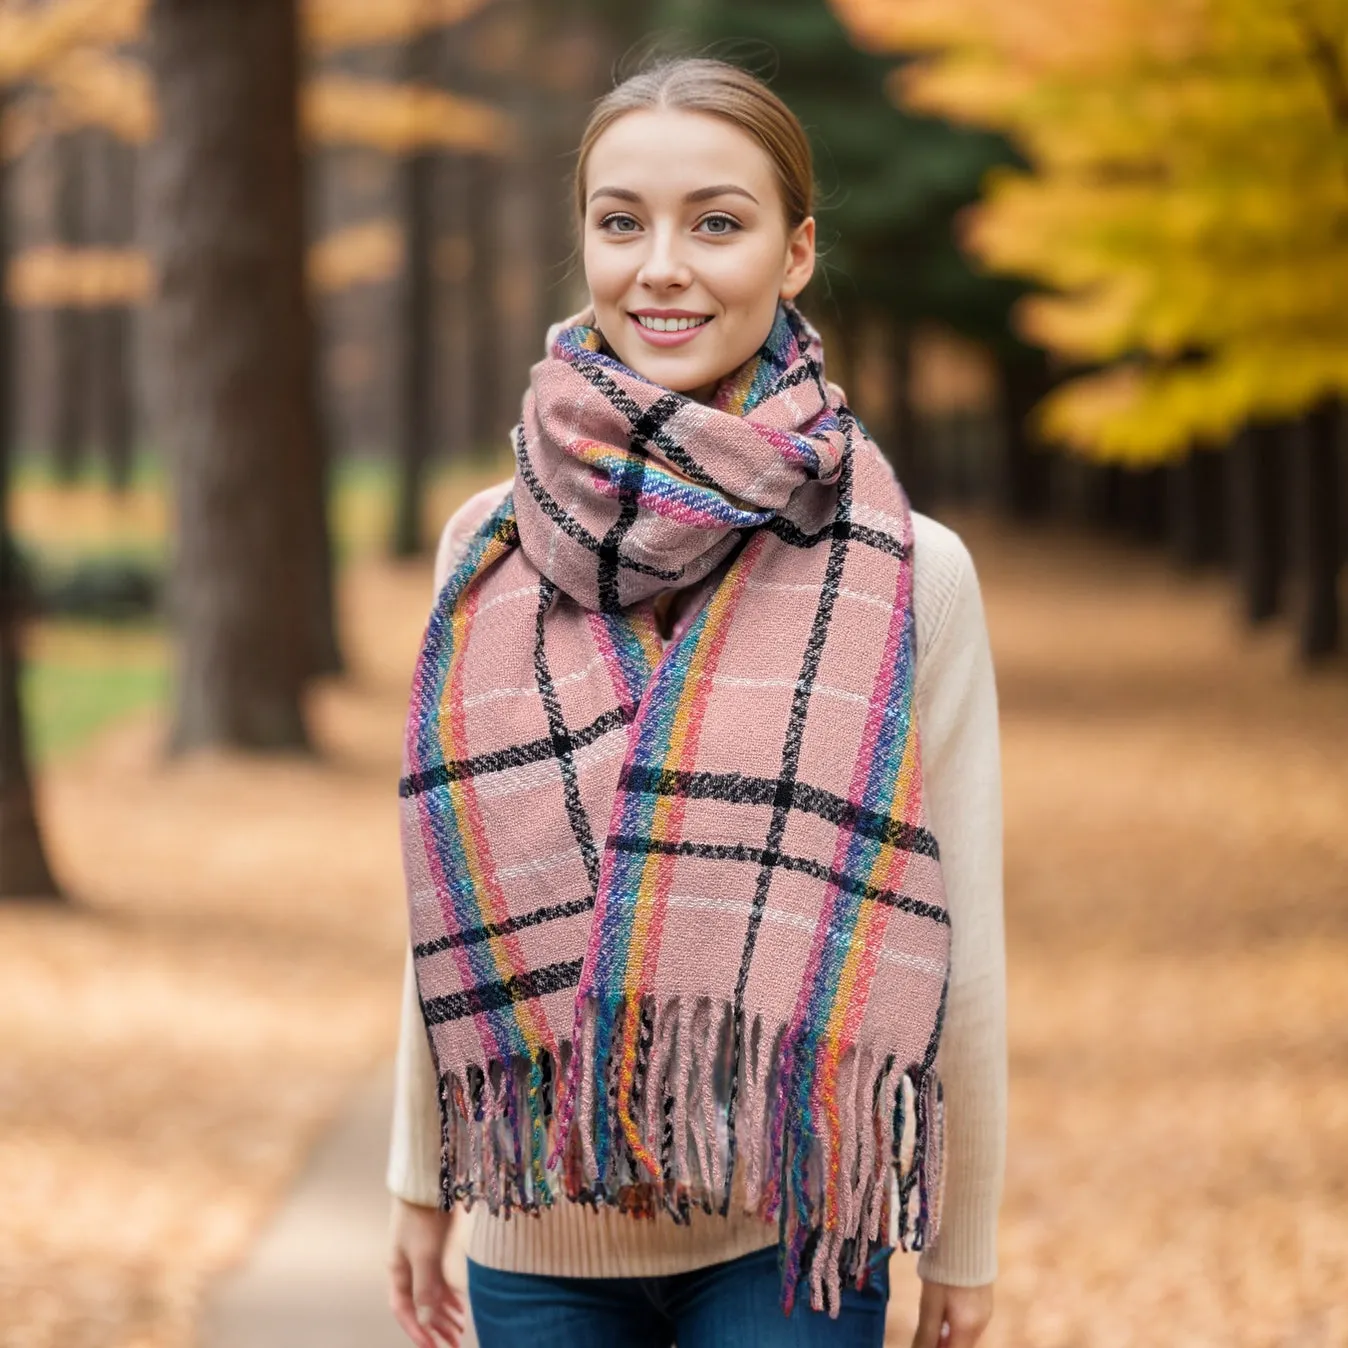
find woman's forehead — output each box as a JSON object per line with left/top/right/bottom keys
{"left": 586, "top": 108, "right": 776, "bottom": 200}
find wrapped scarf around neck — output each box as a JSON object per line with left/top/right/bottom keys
{"left": 399, "top": 300, "right": 950, "bottom": 1315}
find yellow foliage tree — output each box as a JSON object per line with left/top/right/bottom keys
{"left": 831, "top": 0, "right": 1348, "bottom": 461}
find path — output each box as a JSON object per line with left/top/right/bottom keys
{"left": 199, "top": 1062, "right": 479, "bottom": 1348}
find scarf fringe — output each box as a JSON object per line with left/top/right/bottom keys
{"left": 433, "top": 995, "right": 945, "bottom": 1316}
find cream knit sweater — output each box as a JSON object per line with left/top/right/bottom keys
{"left": 387, "top": 479, "right": 1007, "bottom": 1288}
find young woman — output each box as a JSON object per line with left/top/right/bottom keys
{"left": 386, "top": 58, "right": 1005, "bottom": 1348}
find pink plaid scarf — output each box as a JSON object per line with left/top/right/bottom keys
{"left": 400, "top": 301, "right": 950, "bottom": 1314}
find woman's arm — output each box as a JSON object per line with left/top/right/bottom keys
{"left": 908, "top": 527, "right": 1007, "bottom": 1344}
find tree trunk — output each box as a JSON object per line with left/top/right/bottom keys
{"left": 1292, "top": 401, "right": 1342, "bottom": 659}
{"left": 439, "top": 154, "right": 476, "bottom": 466}
{"left": 0, "top": 97, "right": 61, "bottom": 899}
{"left": 89, "top": 134, "right": 138, "bottom": 492}
{"left": 303, "top": 350, "right": 343, "bottom": 678}
{"left": 887, "top": 316, "right": 930, "bottom": 512}
{"left": 52, "top": 131, "right": 90, "bottom": 482}
{"left": 1081, "top": 462, "right": 1125, "bottom": 531}
{"left": 91, "top": 306, "right": 135, "bottom": 491}
{"left": 146, "top": 0, "right": 314, "bottom": 751}
{"left": 468, "top": 155, "right": 505, "bottom": 454}
{"left": 1121, "top": 465, "right": 1167, "bottom": 544}
{"left": 1229, "top": 422, "right": 1286, "bottom": 625}
{"left": 996, "top": 354, "right": 1053, "bottom": 522}
{"left": 1167, "top": 447, "right": 1228, "bottom": 569}
{"left": 390, "top": 31, "right": 439, "bottom": 558}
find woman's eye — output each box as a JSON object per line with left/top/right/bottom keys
{"left": 599, "top": 213, "right": 640, "bottom": 234}
{"left": 698, "top": 214, "right": 741, "bottom": 236}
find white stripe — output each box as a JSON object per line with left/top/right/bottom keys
{"left": 748, "top": 579, "right": 895, "bottom": 614}
{"left": 476, "top": 583, "right": 542, "bottom": 616}
{"left": 473, "top": 728, "right": 628, "bottom": 800}
{"left": 850, "top": 499, "right": 908, "bottom": 539}
{"left": 666, "top": 895, "right": 945, "bottom": 977}
{"left": 463, "top": 654, "right": 607, "bottom": 709}
{"left": 498, "top": 846, "right": 584, "bottom": 880}
{"left": 710, "top": 673, "right": 871, "bottom": 707}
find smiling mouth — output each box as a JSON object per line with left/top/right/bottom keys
{"left": 632, "top": 314, "right": 712, "bottom": 332}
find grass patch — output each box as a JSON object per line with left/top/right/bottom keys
{"left": 23, "top": 623, "right": 169, "bottom": 764}
{"left": 7, "top": 452, "right": 516, "bottom": 763}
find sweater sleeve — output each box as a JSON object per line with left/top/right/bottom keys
{"left": 911, "top": 540, "right": 1007, "bottom": 1287}
{"left": 387, "top": 482, "right": 513, "bottom": 1207}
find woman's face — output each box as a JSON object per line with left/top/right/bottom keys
{"left": 582, "top": 107, "right": 816, "bottom": 402}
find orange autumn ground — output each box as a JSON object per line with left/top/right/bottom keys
{"left": 2, "top": 505, "right": 1346, "bottom": 1347}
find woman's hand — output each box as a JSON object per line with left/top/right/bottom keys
{"left": 911, "top": 1278, "right": 994, "bottom": 1348}
{"left": 388, "top": 1197, "right": 467, "bottom": 1347}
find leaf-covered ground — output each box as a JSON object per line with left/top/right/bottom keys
{"left": 2, "top": 507, "right": 1345, "bottom": 1347}
{"left": 886, "top": 517, "right": 1348, "bottom": 1348}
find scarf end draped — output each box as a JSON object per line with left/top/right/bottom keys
{"left": 429, "top": 995, "right": 945, "bottom": 1317}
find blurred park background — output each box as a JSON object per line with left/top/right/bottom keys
{"left": 0, "top": 0, "right": 1345, "bottom": 1345}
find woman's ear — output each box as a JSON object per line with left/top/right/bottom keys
{"left": 780, "top": 216, "right": 816, "bottom": 301}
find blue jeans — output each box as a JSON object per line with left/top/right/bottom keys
{"left": 467, "top": 1244, "right": 891, "bottom": 1347}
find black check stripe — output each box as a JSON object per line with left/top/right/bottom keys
{"left": 414, "top": 895, "right": 594, "bottom": 957}
{"left": 534, "top": 579, "right": 604, "bottom": 891}
{"left": 596, "top": 391, "right": 685, "bottom": 612}
{"left": 422, "top": 958, "right": 585, "bottom": 1025}
{"left": 721, "top": 443, "right": 861, "bottom": 1204}
{"left": 606, "top": 835, "right": 949, "bottom": 926}
{"left": 398, "top": 705, "right": 632, "bottom": 797}
{"left": 764, "top": 514, "right": 911, "bottom": 562}
{"left": 570, "top": 359, "right": 724, "bottom": 495}
{"left": 617, "top": 765, "right": 939, "bottom": 861}
{"left": 514, "top": 426, "right": 685, "bottom": 585}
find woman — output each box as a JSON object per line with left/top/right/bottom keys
{"left": 386, "top": 57, "right": 1006, "bottom": 1348}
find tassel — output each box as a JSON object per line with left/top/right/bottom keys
{"left": 428, "top": 999, "right": 945, "bottom": 1318}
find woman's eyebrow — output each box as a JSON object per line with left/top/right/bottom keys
{"left": 684, "top": 184, "right": 758, "bottom": 205}
{"left": 586, "top": 184, "right": 760, "bottom": 205}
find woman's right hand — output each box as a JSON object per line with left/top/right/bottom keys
{"left": 388, "top": 1197, "right": 466, "bottom": 1347}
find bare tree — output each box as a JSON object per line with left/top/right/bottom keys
{"left": 51, "top": 130, "right": 91, "bottom": 482}
{"left": 89, "top": 131, "right": 137, "bottom": 492}
{"left": 145, "top": 0, "right": 319, "bottom": 751}
{"left": 0, "top": 91, "right": 60, "bottom": 900}
{"left": 390, "top": 25, "right": 440, "bottom": 559}
{"left": 1292, "top": 400, "right": 1342, "bottom": 659}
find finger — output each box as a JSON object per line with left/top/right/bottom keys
{"left": 430, "top": 1306, "right": 466, "bottom": 1347}
{"left": 388, "top": 1258, "right": 436, "bottom": 1348}
{"left": 411, "top": 1252, "right": 447, "bottom": 1307}
{"left": 911, "top": 1284, "right": 948, "bottom": 1348}
{"left": 424, "top": 1301, "right": 466, "bottom": 1348}
{"left": 429, "top": 1298, "right": 466, "bottom": 1330}
{"left": 411, "top": 1256, "right": 460, "bottom": 1343}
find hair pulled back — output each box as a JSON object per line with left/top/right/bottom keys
{"left": 574, "top": 57, "right": 814, "bottom": 230}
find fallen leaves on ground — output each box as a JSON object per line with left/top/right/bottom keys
{"left": 2, "top": 511, "right": 1345, "bottom": 1348}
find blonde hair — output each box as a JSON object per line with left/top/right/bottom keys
{"left": 574, "top": 57, "right": 814, "bottom": 230}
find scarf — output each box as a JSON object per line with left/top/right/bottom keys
{"left": 399, "top": 300, "right": 950, "bottom": 1315}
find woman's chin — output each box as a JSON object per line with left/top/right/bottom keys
{"left": 616, "top": 349, "right": 726, "bottom": 399}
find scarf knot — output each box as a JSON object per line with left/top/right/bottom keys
{"left": 515, "top": 302, "right": 845, "bottom": 612}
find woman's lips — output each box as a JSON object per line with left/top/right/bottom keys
{"left": 628, "top": 314, "right": 713, "bottom": 348}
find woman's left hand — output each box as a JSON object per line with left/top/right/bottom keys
{"left": 911, "top": 1278, "right": 994, "bottom": 1348}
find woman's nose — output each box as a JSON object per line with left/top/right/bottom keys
{"left": 636, "top": 227, "right": 691, "bottom": 290}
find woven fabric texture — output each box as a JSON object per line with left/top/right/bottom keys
{"left": 399, "top": 300, "right": 951, "bottom": 1314}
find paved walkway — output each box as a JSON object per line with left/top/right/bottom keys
{"left": 200, "top": 1061, "right": 477, "bottom": 1348}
